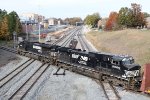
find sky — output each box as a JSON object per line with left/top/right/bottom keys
{"left": 0, "top": 0, "right": 149, "bottom": 19}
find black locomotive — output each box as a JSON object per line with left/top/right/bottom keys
{"left": 17, "top": 41, "right": 141, "bottom": 89}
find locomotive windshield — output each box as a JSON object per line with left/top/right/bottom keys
{"left": 122, "top": 57, "right": 134, "bottom": 65}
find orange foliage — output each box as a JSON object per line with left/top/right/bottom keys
{"left": 105, "top": 12, "right": 118, "bottom": 30}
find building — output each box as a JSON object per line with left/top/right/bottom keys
{"left": 20, "top": 13, "right": 46, "bottom": 33}
{"left": 97, "top": 18, "right": 107, "bottom": 29}
{"left": 146, "top": 17, "right": 150, "bottom": 29}
{"left": 48, "top": 18, "right": 58, "bottom": 26}
{"left": 47, "top": 18, "right": 64, "bottom": 26}
{"left": 21, "top": 13, "right": 45, "bottom": 23}
{"left": 43, "top": 19, "right": 49, "bottom": 29}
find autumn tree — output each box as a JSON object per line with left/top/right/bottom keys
{"left": 0, "top": 10, "right": 8, "bottom": 40}
{"left": 0, "top": 15, "right": 9, "bottom": 40}
{"left": 131, "top": 3, "right": 146, "bottom": 27}
{"left": 0, "top": 9, "right": 22, "bottom": 40}
{"left": 64, "top": 17, "right": 82, "bottom": 25}
{"left": 105, "top": 12, "right": 118, "bottom": 30}
{"left": 118, "top": 3, "right": 146, "bottom": 28}
{"left": 84, "top": 13, "right": 101, "bottom": 28}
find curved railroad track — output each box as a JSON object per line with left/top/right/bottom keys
{"left": 95, "top": 80, "right": 121, "bottom": 100}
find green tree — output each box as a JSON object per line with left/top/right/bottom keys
{"left": 0, "top": 9, "right": 7, "bottom": 21}
{"left": 118, "top": 7, "right": 133, "bottom": 27}
{"left": 8, "top": 11, "right": 22, "bottom": 38}
{"left": 84, "top": 13, "right": 101, "bottom": 27}
{"left": 118, "top": 3, "right": 146, "bottom": 28}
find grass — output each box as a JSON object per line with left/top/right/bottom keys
{"left": 0, "top": 40, "right": 14, "bottom": 47}
{"left": 86, "top": 29, "right": 150, "bottom": 69}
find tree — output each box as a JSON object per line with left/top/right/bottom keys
{"left": 0, "top": 10, "right": 22, "bottom": 40}
{"left": 84, "top": 13, "right": 101, "bottom": 27}
{"left": 0, "top": 15, "right": 9, "bottom": 40}
{"left": 130, "top": 3, "right": 146, "bottom": 27}
{"left": 8, "top": 11, "right": 22, "bottom": 38}
{"left": 64, "top": 17, "right": 82, "bottom": 25}
{"left": 105, "top": 12, "right": 118, "bottom": 30}
{"left": 0, "top": 10, "right": 8, "bottom": 40}
{"left": 0, "top": 9, "right": 7, "bottom": 21}
{"left": 14, "top": 12, "right": 22, "bottom": 34}
{"left": 118, "top": 7, "right": 133, "bottom": 27}
{"left": 117, "top": 3, "right": 146, "bottom": 28}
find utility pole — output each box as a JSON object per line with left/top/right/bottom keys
{"left": 25, "top": 20, "right": 28, "bottom": 40}
{"left": 39, "top": 22, "right": 40, "bottom": 42}
{"left": 13, "top": 31, "right": 17, "bottom": 48}
{"left": 38, "top": 4, "right": 41, "bottom": 43}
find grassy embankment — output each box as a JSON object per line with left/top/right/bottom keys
{"left": 86, "top": 29, "right": 150, "bottom": 70}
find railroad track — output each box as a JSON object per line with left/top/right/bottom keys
{"left": 0, "top": 59, "right": 35, "bottom": 88}
{"left": 0, "top": 46, "right": 51, "bottom": 99}
{"left": 96, "top": 80, "right": 121, "bottom": 100}
{"left": 52, "top": 29, "right": 72, "bottom": 45}
{"left": 60, "top": 27, "right": 80, "bottom": 47}
{"left": 8, "top": 64, "right": 50, "bottom": 100}
{"left": 0, "top": 46, "right": 17, "bottom": 53}
{"left": 53, "top": 27, "right": 78, "bottom": 45}
{"left": 0, "top": 58, "right": 31, "bottom": 81}
{"left": 77, "top": 30, "right": 91, "bottom": 52}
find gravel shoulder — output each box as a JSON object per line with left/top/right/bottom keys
{"left": 0, "top": 49, "right": 19, "bottom": 67}
{"left": 0, "top": 54, "right": 29, "bottom": 79}
{"left": 24, "top": 66, "right": 107, "bottom": 100}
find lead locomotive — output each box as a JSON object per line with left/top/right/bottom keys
{"left": 17, "top": 41, "right": 142, "bottom": 90}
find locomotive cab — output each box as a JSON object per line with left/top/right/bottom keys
{"left": 122, "top": 57, "right": 134, "bottom": 65}
{"left": 121, "top": 57, "right": 141, "bottom": 78}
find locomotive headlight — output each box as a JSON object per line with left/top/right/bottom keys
{"left": 125, "top": 70, "right": 139, "bottom": 77}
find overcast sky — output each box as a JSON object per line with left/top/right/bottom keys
{"left": 0, "top": 0, "right": 149, "bottom": 19}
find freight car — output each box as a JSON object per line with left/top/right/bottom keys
{"left": 17, "top": 41, "right": 141, "bottom": 90}
{"left": 69, "top": 38, "right": 78, "bottom": 49}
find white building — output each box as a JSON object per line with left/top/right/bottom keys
{"left": 48, "top": 18, "right": 58, "bottom": 26}
{"left": 146, "top": 17, "right": 150, "bottom": 29}
{"left": 21, "top": 13, "right": 45, "bottom": 23}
